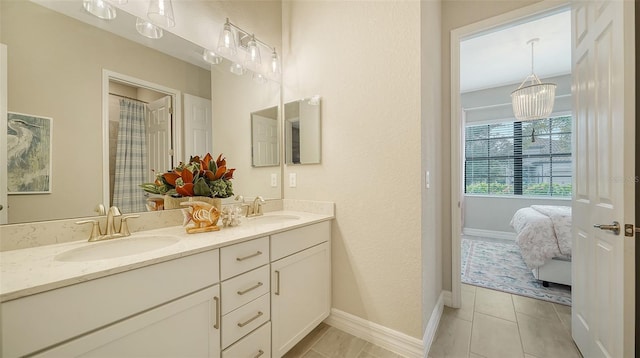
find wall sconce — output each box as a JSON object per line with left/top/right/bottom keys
{"left": 82, "top": 0, "right": 117, "bottom": 20}
{"left": 244, "top": 34, "right": 262, "bottom": 72}
{"left": 136, "top": 18, "right": 163, "bottom": 39}
{"left": 147, "top": 0, "right": 175, "bottom": 28}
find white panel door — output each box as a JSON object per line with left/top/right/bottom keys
{"left": 252, "top": 114, "right": 279, "bottom": 166}
{"left": 571, "top": 1, "right": 635, "bottom": 357}
{"left": 183, "top": 94, "right": 212, "bottom": 159}
{"left": 147, "top": 96, "right": 172, "bottom": 182}
{"left": 0, "top": 44, "right": 7, "bottom": 224}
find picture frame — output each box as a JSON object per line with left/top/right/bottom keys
{"left": 7, "top": 112, "right": 52, "bottom": 194}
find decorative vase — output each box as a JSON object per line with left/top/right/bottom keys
{"left": 163, "top": 195, "right": 222, "bottom": 212}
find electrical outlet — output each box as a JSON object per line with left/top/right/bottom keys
{"left": 270, "top": 173, "right": 278, "bottom": 187}
{"left": 289, "top": 173, "right": 297, "bottom": 188}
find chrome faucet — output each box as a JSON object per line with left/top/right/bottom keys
{"left": 76, "top": 205, "right": 139, "bottom": 242}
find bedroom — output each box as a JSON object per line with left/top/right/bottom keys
{"left": 457, "top": 9, "right": 572, "bottom": 306}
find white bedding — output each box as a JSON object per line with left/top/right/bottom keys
{"left": 510, "top": 205, "right": 572, "bottom": 269}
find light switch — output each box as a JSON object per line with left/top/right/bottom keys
{"left": 425, "top": 171, "right": 430, "bottom": 189}
{"left": 270, "top": 173, "right": 278, "bottom": 187}
{"left": 289, "top": 173, "right": 297, "bottom": 188}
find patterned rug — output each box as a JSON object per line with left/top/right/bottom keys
{"left": 461, "top": 237, "right": 572, "bottom": 306}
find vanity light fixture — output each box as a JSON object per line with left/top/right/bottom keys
{"left": 216, "top": 18, "right": 280, "bottom": 83}
{"left": 136, "top": 18, "right": 163, "bottom": 39}
{"left": 203, "top": 49, "right": 223, "bottom": 65}
{"left": 217, "top": 18, "right": 237, "bottom": 56}
{"left": 147, "top": 0, "right": 175, "bottom": 28}
{"left": 511, "top": 38, "right": 556, "bottom": 121}
{"left": 82, "top": 0, "right": 117, "bottom": 20}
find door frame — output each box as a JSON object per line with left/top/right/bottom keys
{"left": 101, "top": 70, "right": 182, "bottom": 208}
{"left": 449, "top": 0, "right": 570, "bottom": 308}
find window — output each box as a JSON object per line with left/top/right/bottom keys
{"left": 465, "top": 115, "right": 572, "bottom": 197}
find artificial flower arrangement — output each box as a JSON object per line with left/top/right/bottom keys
{"left": 140, "top": 153, "right": 235, "bottom": 198}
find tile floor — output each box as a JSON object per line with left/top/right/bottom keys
{"left": 429, "top": 284, "right": 582, "bottom": 358}
{"left": 283, "top": 323, "right": 405, "bottom": 358}
{"left": 284, "top": 285, "right": 581, "bottom": 358}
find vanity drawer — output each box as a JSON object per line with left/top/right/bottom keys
{"left": 222, "top": 293, "right": 270, "bottom": 348}
{"left": 221, "top": 237, "right": 269, "bottom": 280}
{"left": 222, "top": 321, "right": 271, "bottom": 358}
{"left": 271, "top": 221, "right": 330, "bottom": 261}
{"left": 221, "top": 265, "right": 270, "bottom": 315}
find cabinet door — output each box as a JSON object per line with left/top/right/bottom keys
{"left": 37, "top": 285, "right": 221, "bottom": 358}
{"left": 271, "top": 242, "right": 330, "bottom": 358}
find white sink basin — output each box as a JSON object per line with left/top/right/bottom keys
{"left": 55, "top": 235, "right": 180, "bottom": 262}
{"left": 245, "top": 214, "right": 300, "bottom": 225}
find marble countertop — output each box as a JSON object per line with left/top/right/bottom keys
{"left": 0, "top": 211, "right": 333, "bottom": 302}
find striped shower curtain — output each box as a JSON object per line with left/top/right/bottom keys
{"left": 113, "top": 98, "right": 148, "bottom": 213}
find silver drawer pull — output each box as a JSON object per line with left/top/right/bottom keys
{"left": 254, "top": 349, "right": 264, "bottom": 358}
{"left": 237, "top": 282, "right": 263, "bottom": 295}
{"left": 236, "top": 251, "right": 262, "bottom": 261}
{"left": 213, "top": 296, "right": 220, "bottom": 329}
{"left": 237, "top": 311, "right": 263, "bottom": 327}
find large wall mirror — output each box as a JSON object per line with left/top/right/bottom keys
{"left": 2, "top": 0, "right": 282, "bottom": 224}
{"left": 285, "top": 97, "right": 321, "bottom": 165}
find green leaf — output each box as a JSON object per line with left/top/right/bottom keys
{"left": 193, "top": 177, "right": 213, "bottom": 196}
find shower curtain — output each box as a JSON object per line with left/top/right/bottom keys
{"left": 113, "top": 98, "right": 148, "bottom": 213}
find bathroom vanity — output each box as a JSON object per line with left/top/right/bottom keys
{"left": 0, "top": 211, "right": 332, "bottom": 358}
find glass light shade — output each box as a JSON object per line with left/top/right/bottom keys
{"left": 114, "top": 0, "right": 128, "bottom": 4}
{"left": 244, "top": 36, "right": 262, "bottom": 72}
{"left": 252, "top": 72, "right": 267, "bottom": 84}
{"left": 83, "top": 0, "right": 117, "bottom": 20}
{"left": 203, "top": 49, "right": 223, "bottom": 65}
{"left": 230, "top": 62, "right": 245, "bottom": 76}
{"left": 270, "top": 49, "right": 280, "bottom": 75}
{"left": 217, "top": 20, "right": 237, "bottom": 56}
{"left": 147, "top": 0, "right": 175, "bottom": 28}
{"left": 511, "top": 74, "right": 557, "bottom": 121}
{"left": 136, "top": 18, "right": 163, "bottom": 39}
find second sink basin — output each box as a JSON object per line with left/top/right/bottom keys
{"left": 245, "top": 214, "right": 300, "bottom": 225}
{"left": 55, "top": 235, "right": 181, "bottom": 262}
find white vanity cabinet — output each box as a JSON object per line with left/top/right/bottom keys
{"left": 1, "top": 249, "right": 220, "bottom": 358}
{"left": 36, "top": 285, "right": 221, "bottom": 358}
{"left": 270, "top": 221, "right": 331, "bottom": 358}
{"left": 220, "top": 237, "right": 272, "bottom": 357}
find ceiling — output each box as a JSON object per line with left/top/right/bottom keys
{"left": 460, "top": 9, "right": 571, "bottom": 93}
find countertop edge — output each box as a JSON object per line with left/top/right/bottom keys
{"left": 1, "top": 212, "right": 333, "bottom": 302}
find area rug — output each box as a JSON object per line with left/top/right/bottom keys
{"left": 461, "top": 237, "right": 572, "bottom": 306}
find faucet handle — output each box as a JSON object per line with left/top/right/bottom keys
{"left": 119, "top": 215, "right": 140, "bottom": 236}
{"left": 76, "top": 219, "right": 103, "bottom": 241}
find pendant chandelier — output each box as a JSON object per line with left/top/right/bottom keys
{"left": 511, "top": 38, "right": 556, "bottom": 121}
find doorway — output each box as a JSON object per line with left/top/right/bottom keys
{"left": 101, "top": 70, "right": 182, "bottom": 213}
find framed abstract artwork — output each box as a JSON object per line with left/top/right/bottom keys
{"left": 7, "top": 112, "right": 52, "bottom": 194}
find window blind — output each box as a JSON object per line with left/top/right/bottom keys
{"left": 464, "top": 115, "right": 572, "bottom": 197}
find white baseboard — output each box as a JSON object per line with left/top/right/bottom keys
{"left": 422, "top": 292, "right": 445, "bottom": 357}
{"left": 324, "top": 309, "right": 424, "bottom": 358}
{"left": 463, "top": 228, "right": 516, "bottom": 241}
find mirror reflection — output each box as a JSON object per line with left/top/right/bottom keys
{"left": 251, "top": 106, "right": 279, "bottom": 167}
{"left": 2, "top": 0, "right": 281, "bottom": 224}
{"left": 285, "top": 97, "right": 321, "bottom": 165}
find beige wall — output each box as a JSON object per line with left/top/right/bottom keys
{"left": 421, "top": 0, "right": 443, "bottom": 332}
{"left": 2, "top": 1, "right": 211, "bottom": 223}
{"left": 282, "top": 1, "right": 423, "bottom": 338}
{"left": 440, "top": 0, "right": 543, "bottom": 291}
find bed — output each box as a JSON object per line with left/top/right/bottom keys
{"left": 510, "top": 205, "right": 572, "bottom": 287}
